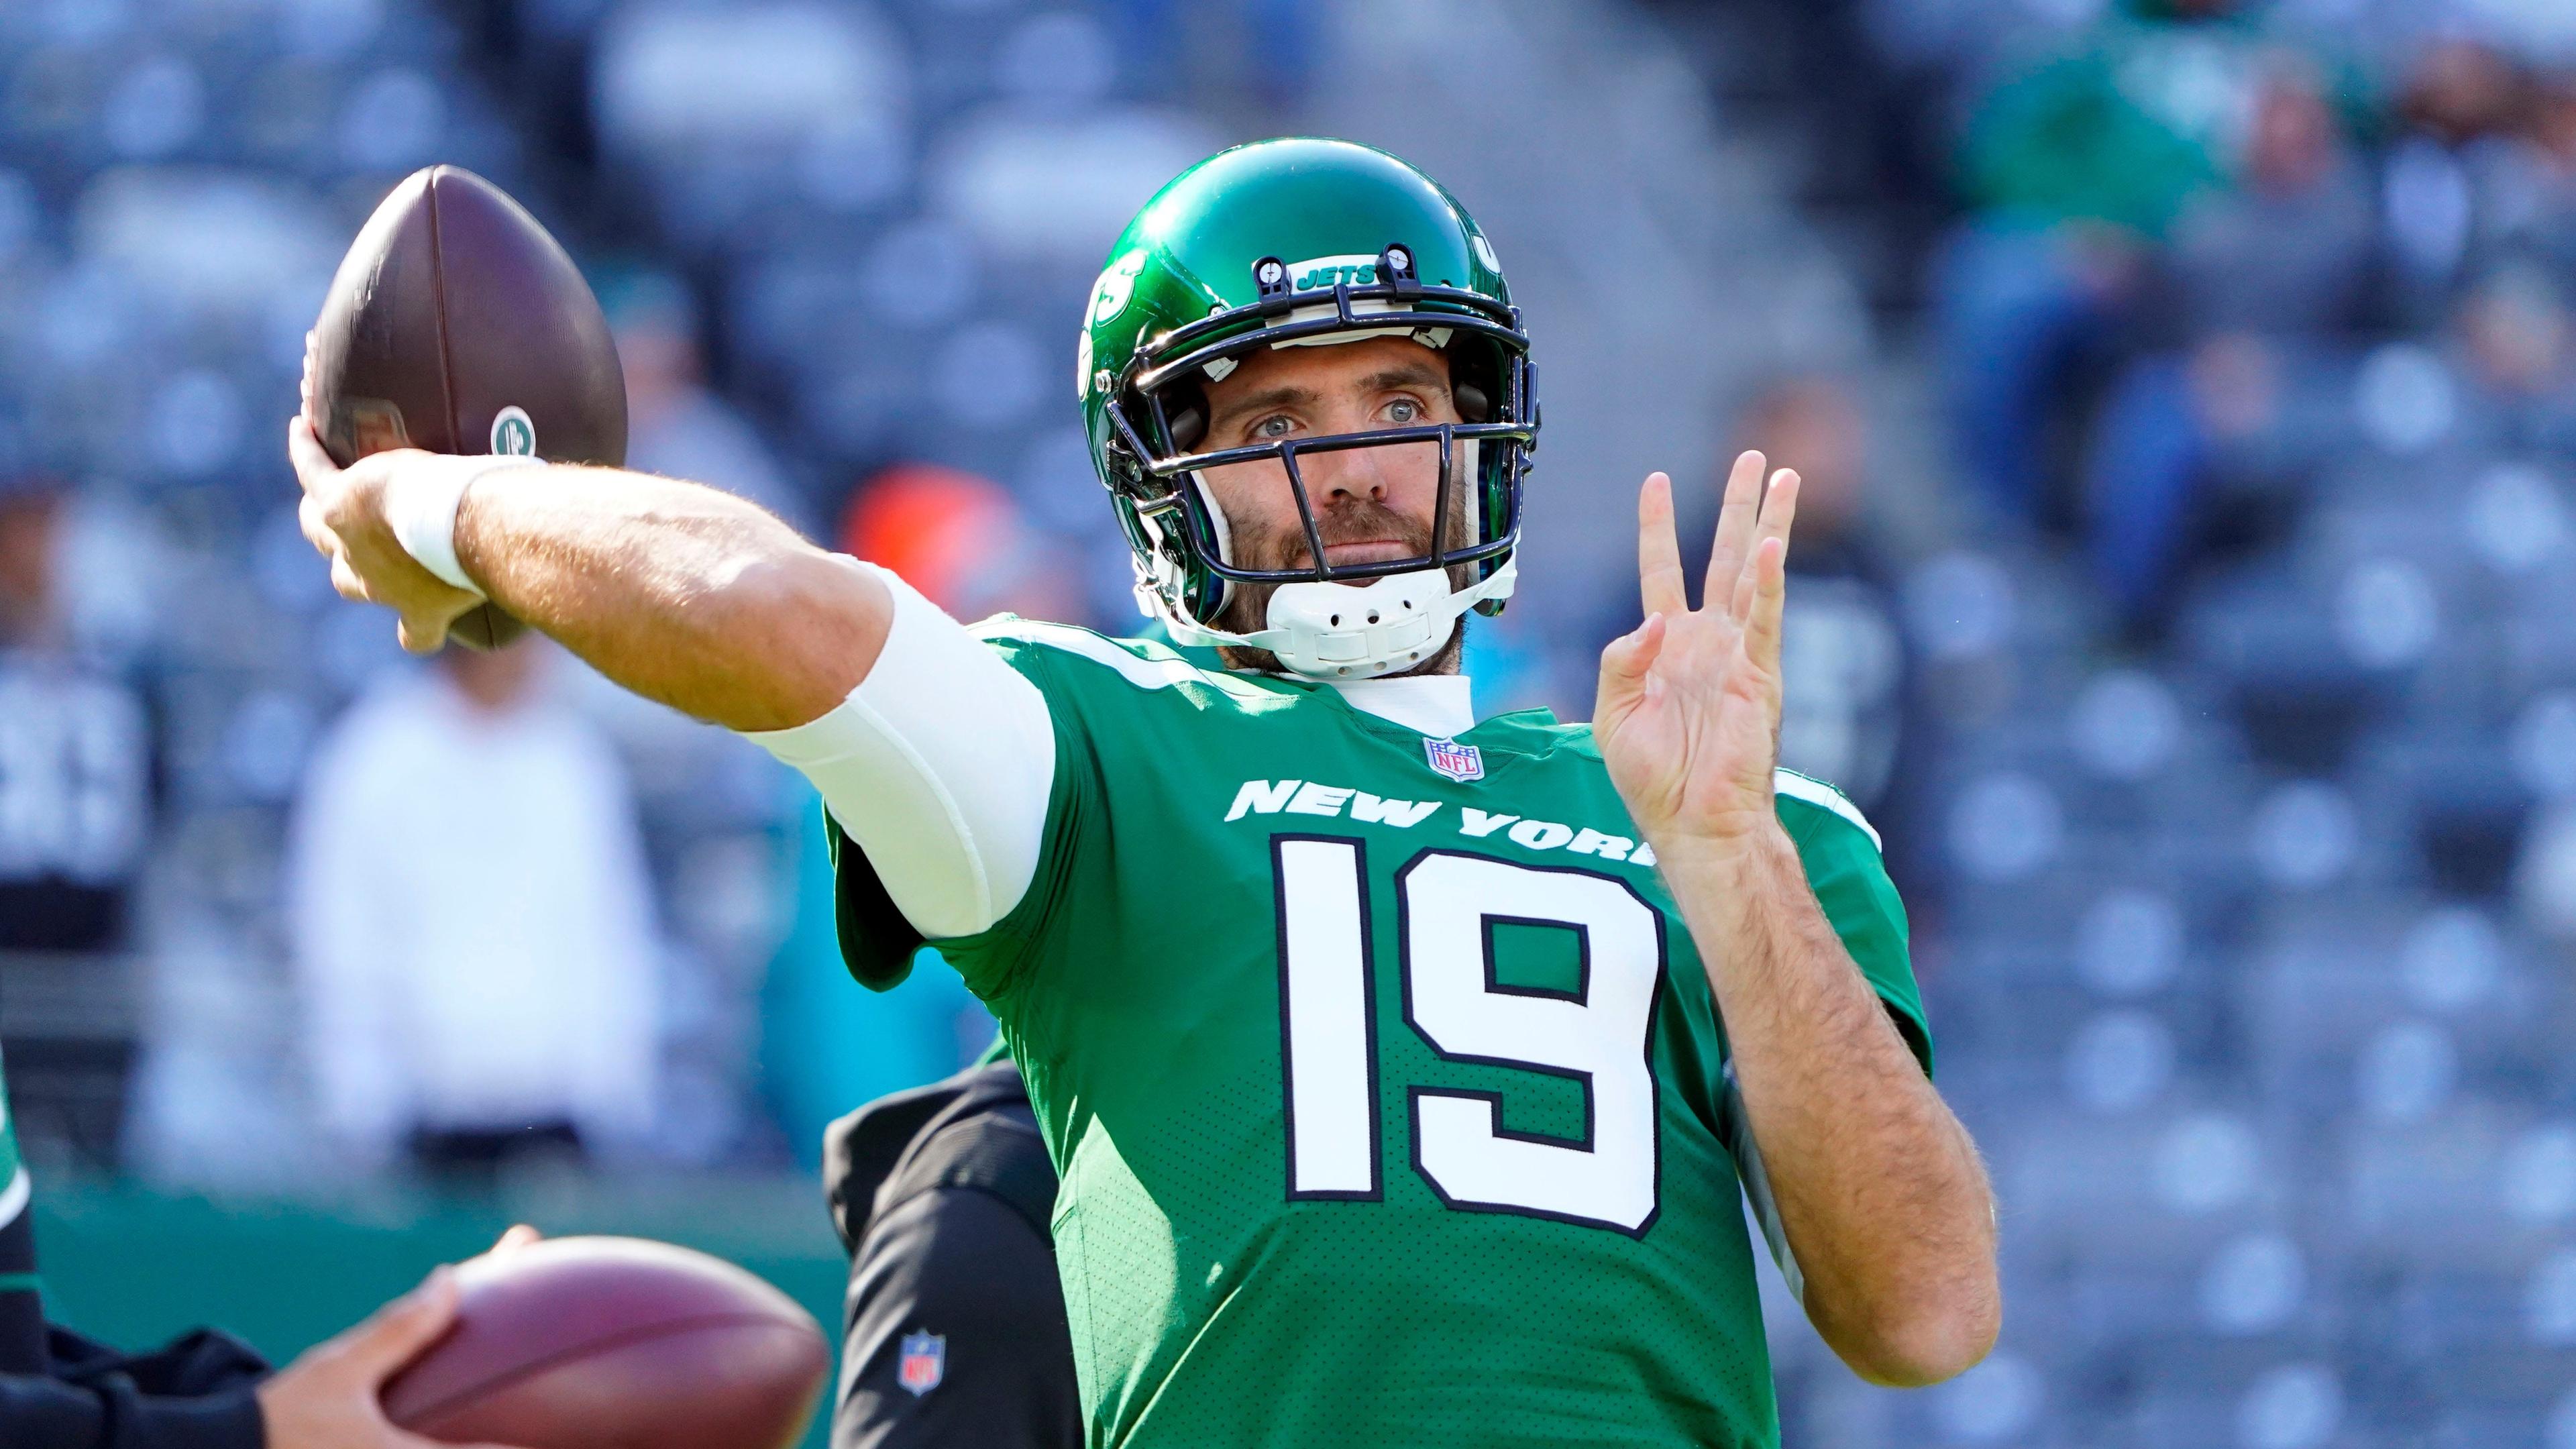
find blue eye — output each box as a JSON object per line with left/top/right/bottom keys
{"left": 1386, "top": 398, "right": 1421, "bottom": 423}
{"left": 1255, "top": 416, "right": 1293, "bottom": 439}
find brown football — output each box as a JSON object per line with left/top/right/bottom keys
{"left": 380, "top": 1236, "right": 828, "bottom": 1449}
{"left": 307, "top": 164, "right": 627, "bottom": 650}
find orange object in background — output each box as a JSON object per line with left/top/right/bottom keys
{"left": 839, "top": 463, "right": 1081, "bottom": 623}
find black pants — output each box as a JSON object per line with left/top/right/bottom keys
{"left": 825, "top": 1063, "right": 1081, "bottom": 1449}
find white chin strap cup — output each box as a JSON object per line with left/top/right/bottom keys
{"left": 1162, "top": 559, "right": 1517, "bottom": 680}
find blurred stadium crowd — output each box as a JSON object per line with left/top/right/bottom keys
{"left": 3, "top": 0, "right": 2576, "bottom": 1443}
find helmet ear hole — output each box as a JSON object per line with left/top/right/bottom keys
{"left": 1453, "top": 383, "right": 1490, "bottom": 423}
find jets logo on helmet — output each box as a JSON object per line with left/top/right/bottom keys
{"left": 1079, "top": 137, "right": 1540, "bottom": 680}
{"left": 1091, "top": 251, "right": 1146, "bottom": 323}
{"left": 1287, "top": 254, "right": 1383, "bottom": 290}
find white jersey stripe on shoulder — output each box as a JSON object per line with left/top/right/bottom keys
{"left": 1773, "top": 769, "right": 1881, "bottom": 851}
{"left": 0, "top": 1166, "right": 27, "bottom": 1231}
{"left": 974, "top": 619, "right": 1275, "bottom": 698}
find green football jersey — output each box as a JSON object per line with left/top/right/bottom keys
{"left": 837, "top": 623, "right": 1929, "bottom": 1449}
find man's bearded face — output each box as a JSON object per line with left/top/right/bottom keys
{"left": 1187, "top": 335, "right": 1474, "bottom": 654}
{"left": 1213, "top": 488, "right": 1442, "bottom": 637}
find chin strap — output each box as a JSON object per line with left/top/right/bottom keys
{"left": 1152, "top": 558, "right": 1517, "bottom": 680}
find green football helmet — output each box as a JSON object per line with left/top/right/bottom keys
{"left": 1079, "top": 137, "right": 1538, "bottom": 678}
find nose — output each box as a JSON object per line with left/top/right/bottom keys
{"left": 1301, "top": 441, "right": 1393, "bottom": 504}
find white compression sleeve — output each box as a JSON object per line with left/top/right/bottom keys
{"left": 741, "top": 560, "right": 1056, "bottom": 940}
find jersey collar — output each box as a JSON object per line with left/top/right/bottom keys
{"left": 1323, "top": 674, "right": 1475, "bottom": 738}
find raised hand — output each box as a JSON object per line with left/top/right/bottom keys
{"left": 1593, "top": 451, "right": 1800, "bottom": 857}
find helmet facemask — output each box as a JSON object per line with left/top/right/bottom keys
{"left": 1102, "top": 244, "right": 1538, "bottom": 679}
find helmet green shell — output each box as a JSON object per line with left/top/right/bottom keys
{"left": 1078, "top": 138, "right": 1509, "bottom": 415}
{"left": 1077, "top": 137, "right": 1534, "bottom": 630}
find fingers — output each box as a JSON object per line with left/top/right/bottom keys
{"left": 1741, "top": 535, "right": 1790, "bottom": 678}
{"left": 1637, "top": 472, "right": 1688, "bottom": 617}
{"left": 1703, "top": 450, "right": 1766, "bottom": 608}
{"left": 490, "top": 1224, "right": 541, "bottom": 1255}
{"left": 298, "top": 494, "right": 335, "bottom": 555}
{"left": 1729, "top": 468, "right": 1801, "bottom": 621}
{"left": 333, "top": 1267, "right": 461, "bottom": 1383}
{"left": 1598, "top": 611, "right": 1668, "bottom": 692}
{"left": 396, "top": 612, "right": 449, "bottom": 656}
{"left": 329, "top": 551, "right": 370, "bottom": 602}
{"left": 287, "top": 415, "right": 338, "bottom": 495}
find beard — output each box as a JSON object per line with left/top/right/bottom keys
{"left": 1209, "top": 491, "right": 1470, "bottom": 678}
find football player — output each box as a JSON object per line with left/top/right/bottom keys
{"left": 290, "top": 138, "right": 1999, "bottom": 1447}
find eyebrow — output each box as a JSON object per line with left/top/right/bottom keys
{"left": 1207, "top": 383, "right": 1318, "bottom": 435}
{"left": 1356, "top": 363, "right": 1449, "bottom": 395}
{"left": 1205, "top": 362, "right": 1452, "bottom": 435}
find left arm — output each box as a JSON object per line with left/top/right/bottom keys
{"left": 1595, "top": 455, "right": 1998, "bottom": 1387}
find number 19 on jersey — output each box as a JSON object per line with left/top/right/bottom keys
{"left": 1272, "top": 837, "right": 1668, "bottom": 1235}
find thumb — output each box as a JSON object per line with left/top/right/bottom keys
{"left": 337, "top": 1267, "right": 463, "bottom": 1383}
{"left": 1593, "top": 613, "right": 1666, "bottom": 737}
{"left": 287, "top": 414, "right": 342, "bottom": 492}
{"left": 1598, "top": 612, "right": 1667, "bottom": 692}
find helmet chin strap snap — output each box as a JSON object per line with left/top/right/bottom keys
{"left": 1159, "top": 559, "right": 1517, "bottom": 680}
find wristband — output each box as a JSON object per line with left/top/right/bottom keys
{"left": 381, "top": 455, "right": 540, "bottom": 596}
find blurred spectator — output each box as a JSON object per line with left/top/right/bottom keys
{"left": 2169, "top": 62, "right": 2376, "bottom": 339}
{"left": 0, "top": 452, "right": 152, "bottom": 1171}
{"left": 2451, "top": 258, "right": 2576, "bottom": 453}
{"left": 1939, "top": 0, "right": 2269, "bottom": 526}
{"left": 1935, "top": 205, "right": 2150, "bottom": 532}
{"left": 2380, "top": 38, "right": 2535, "bottom": 318}
{"left": 0, "top": 466, "right": 150, "bottom": 955}
{"left": 2083, "top": 64, "right": 2376, "bottom": 627}
{"left": 603, "top": 267, "right": 809, "bottom": 533}
{"left": 286, "top": 638, "right": 661, "bottom": 1178}
{"left": 2514, "top": 72, "right": 2576, "bottom": 283}
{"left": 1689, "top": 379, "right": 1906, "bottom": 810}
{"left": 1960, "top": 0, "right": 2260, "bottom": 239}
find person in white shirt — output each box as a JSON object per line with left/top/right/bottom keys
{"left": 286, "top": 639, "right": 660, "bottom": 1175}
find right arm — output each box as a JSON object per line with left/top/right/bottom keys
{"left": 288, "top": 420, "right": 1056, "bottom": 941}
{"left": 289, "top": 420, "right": 884, "bottom": 732}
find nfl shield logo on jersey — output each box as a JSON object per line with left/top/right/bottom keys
{"left": 1424, "top": 737, "right": 1484, "bottom": 783}
{"left": 898, "top": 1332, "right": 946, "bottom": 1395}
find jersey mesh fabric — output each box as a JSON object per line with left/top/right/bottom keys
{"left": 844, "top": 625, "right": 1930, "bottom": 1449}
